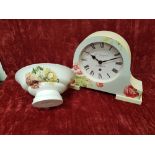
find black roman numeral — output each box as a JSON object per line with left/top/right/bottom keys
{"left": 107, "top": 73, "right": 110, "bottom": 78}
{"left": 81, "top": 58, "right": 87, "bottom": 61}
{"left": 98, "top": 73, "right": 102, "bottom": 79}
{"left": 112, "top": 68, "right": 118, "bottom": 73}
{"left": 90, "top": 70, "right": 94, "bottom": 76}
{"left": 84, "top": 65, "right": 89, "bottom": 70}
{"left": 100, "top": 42, "right": 104, "bottom": 48}
{"left": 84, "top": 51, "right": 89, "bottom": 54}
{"left": 114, "top": 53, "right": 120, "bottom": 56}
{"left": 116, "top": 62, "right": 123, "bottom": 65}
{"left": 109, "top": 46, "right": 113, "bottom": 51}
{"left": 90, "top": 43, "right": 95, "bottom": 49}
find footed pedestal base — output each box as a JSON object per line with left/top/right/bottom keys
{"left": 32, "top": 89, "right": 63, "bottom": 108}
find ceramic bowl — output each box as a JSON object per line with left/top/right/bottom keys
{"left": 0, "top": 62, "right": 7, "bottom": 81}
{"left": 15, "top": 63, "right": 75, "bottom": 108}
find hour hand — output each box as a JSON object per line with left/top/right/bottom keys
{"left": 91, "top": 55, "right": 99, "bottom": 62}
{"left": 91, "top": 55, "right": 96, "bottom": 60}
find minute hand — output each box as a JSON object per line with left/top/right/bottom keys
{"left": 101, "top": 57, "right": 121, "bottom": 63}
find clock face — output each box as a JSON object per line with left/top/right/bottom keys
{"left": 79, "top": 42, "right": 123, "bottom": 81}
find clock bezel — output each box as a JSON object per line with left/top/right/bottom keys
{"left": 73, "top": 34, "right": 131, "bottom": 84}
{"left": 79, "top": 42, "right": 124, "bottom": 83}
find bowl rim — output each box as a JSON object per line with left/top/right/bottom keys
{"left": 15, "top": 63, "right": 73, "bottom": 76}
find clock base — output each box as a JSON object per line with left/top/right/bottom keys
{"left": 70, "top": 83, "right": 143, "bottom": 105}
{"left": 116, "top": 94, "right": 142, "bottom": 105}
{"left": 70, "top": 73, "right": 143, "bottom": 105}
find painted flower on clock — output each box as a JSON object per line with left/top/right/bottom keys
{"left": 72, "top": 64, "right": 82, "bottom": 75}
{"left": 71, "top": 75, "right": 91, "bottom": 87}
{"left": 73, "top": 64, "right": 79, "bottom": 70}
{"left": 124, "top": 85, "right": 139, "bottom": 98}
{"left": 96, "top": 82, "right": 104, "bottom": 88}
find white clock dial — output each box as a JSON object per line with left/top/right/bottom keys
{"left": 79, "top": 42, "right": 123, "bottom": 81}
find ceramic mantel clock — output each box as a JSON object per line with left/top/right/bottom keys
{"left": 71, "top": 31, "right": 143, "bottom": 104}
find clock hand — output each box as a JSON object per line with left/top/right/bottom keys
{"left": 91, "top": 55, "right": 96, "bottom": 60}
{"left": 90, "top": 55, "right": 100, "bottom": 62}
{"left": 90, "top": 55, "right": 121, "bottom": 64}
{"left": 100, "top": 57, "right": 121, "bottom": 63}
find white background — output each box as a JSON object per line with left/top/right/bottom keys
{"left": 0, "top": 0, "right": 154, "bottom": 18}
{"left": 0, "top": 136, "right": 155, "bottom": 155}
{"left": 0, "top": 0, "right": 154, "bottom": 155}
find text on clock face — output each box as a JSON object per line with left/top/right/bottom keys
{"left": 80, "top": 42, "right": 123, "bottom": 80}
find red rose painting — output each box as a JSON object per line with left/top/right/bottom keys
{"left": 124, "top": 85, "right": 139, "bottom": 98}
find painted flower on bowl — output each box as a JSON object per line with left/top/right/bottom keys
{"left": 124, "top": 85, "right": 139, "bottom": 98}
{"left": 26, "top": 66, "right": 59, "bottom": 89}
